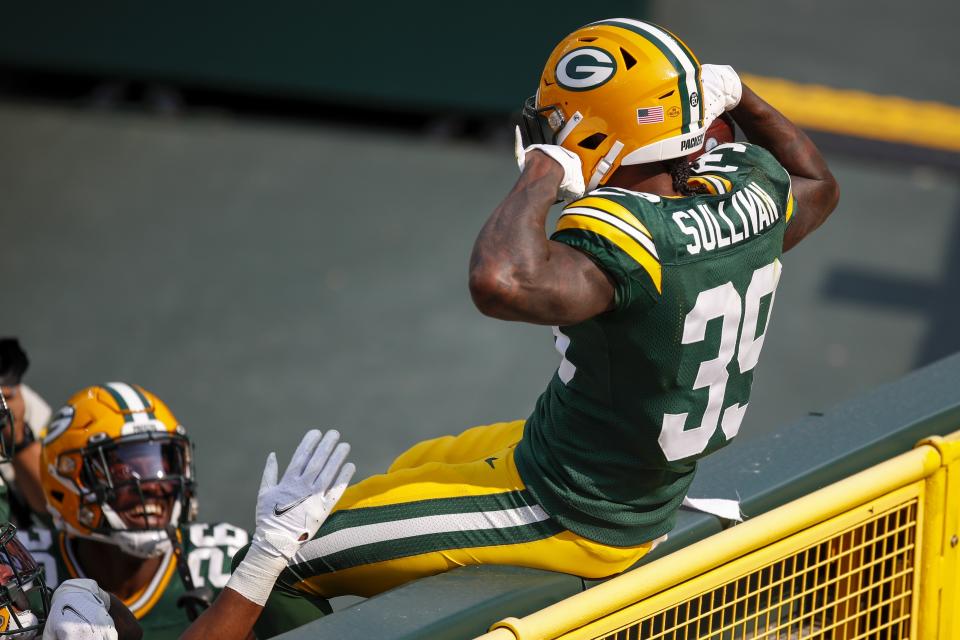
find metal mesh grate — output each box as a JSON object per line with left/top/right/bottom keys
{"left": 600, "top": 500, "right": 918, "bottom": 640}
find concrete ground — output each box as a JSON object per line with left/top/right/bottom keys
{"left": 2, "top": 0, "right": 958, "bottom": 534}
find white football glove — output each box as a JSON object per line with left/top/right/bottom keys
{"left": 226, "top": 429, "right": 354, "bottom": 606}
{"left": 41, "top": 579, "right": 117, "bottom": 640}
{"left": 514, "top": 126, "right": 585, "bottom": 202}
{"left": 700, "top": 64, "right": 743, "bottom": 125}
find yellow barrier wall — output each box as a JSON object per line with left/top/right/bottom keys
{"left": 479, "top": 430, "right": 960, "bottom": 639}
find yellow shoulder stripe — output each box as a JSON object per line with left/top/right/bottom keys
{"left": 704, "top": 174, "right": 732, "bottom": 192}
{"left": 785, "top": 193, "right": 795, "bottom": 223}
{"left": 128, "top": 556, "right": 177, "bottom": 619}
{"left": 687, "top": 177, "right": 718, "bottom": 194}
{"left": 688, "top": 174, "right": 733, "bottom": 194}
{"left": 556, "top": 214, "right": 662, "bottom": 293}
{"left": 58, "top": 533, "right": 80, "bottom": 579}
{"left": 59, "top": 530, "right": 175, "bottom": 619}
{"left": 568, "top": 196, "right": 653, "bottom": 239}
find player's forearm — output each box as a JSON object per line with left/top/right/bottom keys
{"left": 108, "top": 593, "right": 144, "bottom": 640}
{"left": 469, "top": 154, "right": 563, "bottom": 319}
{"left": 179, "top": 588, "right": 258, "bottom": 640}
{"left": 731, "top": 84, "right": 840, "bottom": 250}
{"left": 731, "top": 85, "right": 830, "bottom": 182}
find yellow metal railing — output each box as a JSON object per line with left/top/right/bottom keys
{"left": 478, "top": 430, "right": 960, "bottom": 640}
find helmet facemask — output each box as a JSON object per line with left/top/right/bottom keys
{"left": 520, "top": 96, "right": 566, "bottom": 147}
{"left": 0, "top": 524, "right": 51, "bottom": 638}
{"left": 55, "top": 431, "right": 196, "bottom": 558}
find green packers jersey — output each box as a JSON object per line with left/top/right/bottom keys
{"left": 16, "top": 523, "right": 248, "bottom": 640}
{"left": 515, "top": 143, "right": 796, "bottom": 546}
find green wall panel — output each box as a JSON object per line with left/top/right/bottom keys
{"left": 0, "top": 2, "right": 650, "bottom": 113}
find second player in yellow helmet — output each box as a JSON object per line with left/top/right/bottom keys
{"left": 40, "top": 382, "right": 195, "bottom": 558}
{"left": 522, "top": 18, "right": 707, "bottom": 191}
{"left": 27, "top": 382, "right": 266, "bottom": 638}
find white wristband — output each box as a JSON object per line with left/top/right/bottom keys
{"left": 224, "top": 540, "right": 289, "bottom": 607}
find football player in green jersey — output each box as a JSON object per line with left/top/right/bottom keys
{"left": 251, "top": 17, "right": 839, "bottom": 625}
{"left": 30, "top": 383, "right": 354, "bottom": 640}
{"left": 0, "top": 394, "right": 141, "bottom": 639}
{"left": 24, "top": 383, "right": 238, "bottom": 639}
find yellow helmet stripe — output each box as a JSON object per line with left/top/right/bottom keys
{"left": 657, "top": 23, "right": 704, "bottom": 130}
{"left": 100, "top": 383, "right": 133, "bottom": 423}
{"left": 591, "top": 19, "right": 702, "bottom": 134}
{"left": 103, "top": 382, "right": 152, "bottom": 423}
{"left": 129, "top": 384, "right": 157, "bottom": 420}
{"left": 556, "top": 214, "right": 662, "bottom": 292}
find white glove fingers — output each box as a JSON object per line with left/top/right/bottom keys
{"left": 302, "top": 429, "right": 340, "bottom": 481}
{"left": 514, "top": 125, "right": 525, "bottom": 170}
{"left": 285, "top": 429, "right": 324, "bottom": 479}
{"left": 324, "top": 461, "right": 356, "bottom": 509}
{"left": 314, "top": 441, "right": 351, "bottom": 491}
{"left": 259, "top": 452, "right": 279, "bottom": 494}
{"left": 522, "top": 144, "right": 585, "bottom": 201}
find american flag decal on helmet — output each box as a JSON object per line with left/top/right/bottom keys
{"left": 636, "top": 106, "right": 665, "bottom": 124}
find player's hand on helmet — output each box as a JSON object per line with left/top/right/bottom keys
{"left": 700, "top": 64, "right": 742, "bottom": 124}
{"left": 42, "top": 579, "right": 118, "bottom": 640}
{"left": 226, "top": 429, "right": 354, "bottom": 606}
{"left": 514, "top": 126, "right": 585, "bottom": 201}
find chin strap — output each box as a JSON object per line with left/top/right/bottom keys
{"left": 586, "top": 140, "right": 625, "bottom": 192}
{"left": 166, "top": 525, "right": 213, "bottom": 622}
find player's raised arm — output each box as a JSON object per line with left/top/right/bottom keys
{"left": 468, "top": 134, "right": 616, "bottom": 326}
{"left": 179, "top": 430, "right": 354, "bottom": 640}
{"left": 725, "top": 75, "right": 841, "bottom": 251}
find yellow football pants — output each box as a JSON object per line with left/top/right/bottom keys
{"left": 278, "top": 420, "right": 654, "bottom": 599}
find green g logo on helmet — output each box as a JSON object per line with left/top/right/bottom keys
{"left": 555, "top": 47, "right": 617, "bottom": 91}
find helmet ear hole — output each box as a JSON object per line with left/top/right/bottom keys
{"left": 620, "top": 48, "right": 637, "bottom": 70}
{"left": 578, "top": 133, "right": 608, "bottom": 150}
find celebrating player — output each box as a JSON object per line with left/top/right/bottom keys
{"left": 25, "top": 382, "right": 354, "bottom": 640}
{"left": 20, "top": 383, "right": 249, "bottom": 638}
{"left": 0, "top": 391, "right": 140, "bottom": 639}
{"left": 249, "top": 17, "right": 839, "bottom": 628}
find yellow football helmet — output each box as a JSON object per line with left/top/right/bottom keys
{"left": 522, "top": 18, "right": 707, "bottom": 190}
{"left": 41, "top": 383, "right": 196, "bottom": 558}
{"left": 0, "top": 523, "right": 50, "bottom": 638}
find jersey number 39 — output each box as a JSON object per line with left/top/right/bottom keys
{"left": 659, "top": 260, "right": 781, "bottom": 461}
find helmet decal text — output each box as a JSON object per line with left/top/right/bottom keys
{"left": 555, "top": 47, "right": 617, "bottom": 91}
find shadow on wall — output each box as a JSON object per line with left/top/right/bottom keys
{"left": 821, "top": 196, "right": 960, "bottom": 367}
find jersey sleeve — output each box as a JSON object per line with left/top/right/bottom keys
{"left": 550, "top": 194, "right": 662, "bottom": 311}
{"left": 691, "top": 142, "right": 796, "bottom": 225}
